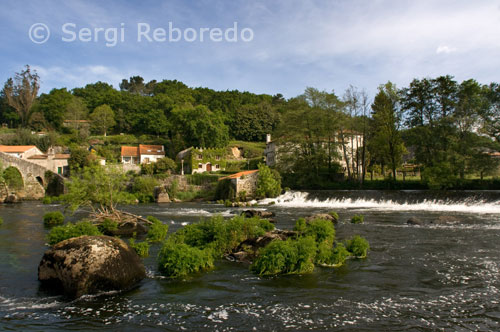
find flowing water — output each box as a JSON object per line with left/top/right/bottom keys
{"left": 1, "top": 190, "right": 500, "bottom": 331}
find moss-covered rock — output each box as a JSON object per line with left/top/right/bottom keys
{"left": 38, "top": 235, "right": 146, "bottom": 298}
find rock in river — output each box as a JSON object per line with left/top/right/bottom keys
{"left": 407, "top": 217, "right": 425, "bottom": 226}
{"left": 241, "top": 210, "right": 276, "bottom": 219}
{"left": 38, "top": 235, "right": 146, "bottom": 298}
{"left": 305, "top": 213, "right": 338, "bottom": 224}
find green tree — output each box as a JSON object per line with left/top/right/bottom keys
{"left": 170, "top": 105, "right": 229, "bottom": 148}
{"left": 90, "top": 104, "right": 115, "bottom": 136}
{"left": 36, "top": 88, "right": 73, "bottom": 130}
{"left": 68, "top": 146, "right": 95, "bottom": 173}
{"left": 369, "top": 82, "right": 405, "bottom": 180}
{"left": 61, "top": 165, "right": 136, "bottom": 214}
{"left": 2, "top": 65, "right": 40, "bottom": 127}
{"left": 256, "top": 164, "right": 282, "bottom": 198}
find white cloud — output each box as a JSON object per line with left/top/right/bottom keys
{"left": 32, "top": 65, "right": 131, "bottom": 92}
{"left": 436, "top": 45, "right": 457, "bottom": 54}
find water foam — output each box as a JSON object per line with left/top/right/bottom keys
{"left": 262, "top": 191, "right": 500, "bottom": 214}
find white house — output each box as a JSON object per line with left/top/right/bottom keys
{"left": 121, "top": 145, "right": 165, "bottom": 164}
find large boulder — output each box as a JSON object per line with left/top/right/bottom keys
{"left": 38, "top": 235, "right": 146, "bottom": 298}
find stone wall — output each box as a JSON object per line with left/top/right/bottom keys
{"left": 235, "top": 172, "right": 259, "bottom": 198}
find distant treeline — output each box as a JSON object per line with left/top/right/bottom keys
{"left": 1, "top": 67, "right": 500, "bottom": 189}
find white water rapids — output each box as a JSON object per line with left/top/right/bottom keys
{"left": 258, "top": 191, "right": 500, "bottom": 214}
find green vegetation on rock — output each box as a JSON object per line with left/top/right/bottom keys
{"left": 98, "top": 218, "right": 118, "bottom": 234}
{"left": 43, "top": 211, "right": 64, "bottom": 226}
{"left": 146, "top": 216, "right": 169, "bottom": 243}
{"left": 350, "top": 214, "right": 364, "bottom": 224}
{"left": 46, "top": 221, "right": 102, "bottom": 245}
{"left": 157, "top": 215, "right": 274, "bottom": 278}
{"left": 251, "top": 236, "right": 317, "bottom": 276}
{"left": 129, "top": 238, "right": 150, "bottom": 258}
{"left": 345, "top": 235, "right": 370, "bottom": 258}
{"left": 158, "top": 241, "right": 214, "bottom": 278}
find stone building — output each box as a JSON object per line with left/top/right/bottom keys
{"left": 0, "top": 145, "right": 70, "bottom": 176}
{"left": 218, "top": 170, "right": 259, "bottom": 199}
{"left": 176, "top": 147, "right": 225, "bottom": 174}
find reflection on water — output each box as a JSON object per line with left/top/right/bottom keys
{"left": 1, "top": 191, "right": 500, "bottom": 331}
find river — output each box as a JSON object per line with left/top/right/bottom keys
{"left": 1, "top": 190, "right": 500, "bottom": 331}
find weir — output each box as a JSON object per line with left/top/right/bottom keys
{"left": 262, "top": 190, "right": 500, "bottom": 214}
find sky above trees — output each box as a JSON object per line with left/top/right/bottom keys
{"left": 1, "top": 0, "right": 500, "bottom": 98}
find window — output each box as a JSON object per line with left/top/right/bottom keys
{"left": 57, "top": 167, "right": 62, "bottom": 174}
{"left": 198, "top": 163, "right": 203, "bottom": 169}
{"left": 215, "top": 155, "right": 221, "bottom": 160}
{"left": 198, "top": 154, "right": 203, "bottom": 160}
{"left": 215, "top": 164, "right": 220, "bottom": 169}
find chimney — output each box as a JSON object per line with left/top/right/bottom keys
{"left": 266, "top": 134, "right": 272, "bottom": 144}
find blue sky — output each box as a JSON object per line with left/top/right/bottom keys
{"left": 2, "top": 0, "right": 500, "bottom": 99}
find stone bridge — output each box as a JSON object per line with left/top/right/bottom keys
{"left": 0, "top": 151, "right": 55, "bottom": 200}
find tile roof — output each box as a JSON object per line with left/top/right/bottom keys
{"left": 54, "top": 154, "right": 70, "bottom": 159}
{"left": 219, "top": 170, "right": 259, "bottom": 181}
{"left": 121, "top": 146, "right": 139, "bottom": 157}
{"left": 139, "top": 144, "right": 165, "bottom": 156}
{"left": 0, "top": 145, "right": 37, "bottom": 153}
{"left": 28, "top": 154, "right": 48, "bottom": 159}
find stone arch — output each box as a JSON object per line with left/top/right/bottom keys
{"left": 3, "top": 166, "right": 24, "bottom": 190}
{"left": 36, "top": 176, "right": 44, "bottom": 186}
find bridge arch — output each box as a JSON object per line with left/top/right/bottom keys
{"left": 0, "top": 151, "right": 50, "bottom": 199}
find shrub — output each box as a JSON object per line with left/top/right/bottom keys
{"left": 47, "top": 221, "right": 102, "bottom": 245}
{"left": 42, "top": 196, "right": 52, "bottom": 204}
{"left": 0, "top": 217, "right": 3, "bottom": 226}
{"left": 98, "top": 218, "right": 118, "bottom": 234}
{"left": 174, "top": 215, "right": 274, "bottom": 258}
{"left": 129, "top": 238, "right": 150, "bottom": 258}
{"left": 304, "top": 218, "right": 335, "bottom": 245}
{"left": 328, "top": 211, "right": 339, "bottom": 221}
{"left": 256, "top": 164, "right": 282, "bottom": 199}
{"left": 316, "top": 242, "right": 350, "bottom": 267}
{"left": 43, "top": 211, "right": 64, "bottom": 226}
{"left": 351, "top": 215, "right": 364, "bottom": 224}
{"left": 146, "top": 216, "right": 169, "bottom": 243}
{"left": 131, "top": 176, "right": 159, "bottom": 203}
{"left": 157, "top": 241, "right": 214, "bottom": 278}
{"left": 345, "top": 235, "right": 370, "bottom": 258}
{"left": 251, "top": 237, "right": 317, "bottom": 276}
{"left": 293, "top": 218, "right": 307, "bottom": 235}
{"left": 154, "top": 157, "right": 177, "bottom": 174}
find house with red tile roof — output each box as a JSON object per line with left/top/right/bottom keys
{"left": 0, "top": 145, "right": 42, "bottom": 159}
{"left": 121, "top": 144, "right": 165, "bottom": 164}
